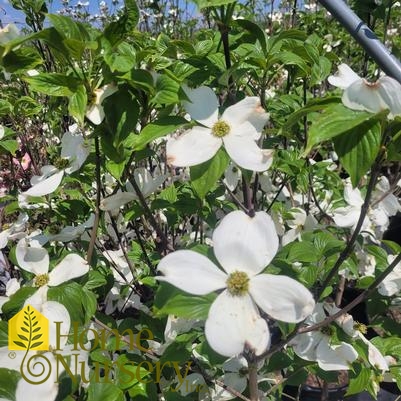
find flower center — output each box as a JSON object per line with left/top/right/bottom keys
{"left": 53, "top": 157, "right": 70, "bottom": 170}
{"left": 226, "top": 271, "right": 249, "bottom": 296}
{"left": 353, "top": 322, "right": 367, "bottom": 334}
{"left": 34, "top": 273, "right": 49, "bottom": 287}
{"left": 212, "top": 120, "right": 231, "bottom": 138}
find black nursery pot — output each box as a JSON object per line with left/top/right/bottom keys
{"left": 282, "top": 384, "right": 348, "bottom": 401}
{"left": 380, "top": 382, "right": 401, "bottom": 396}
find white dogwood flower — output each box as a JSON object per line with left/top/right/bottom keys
{"left": 282, "top": 208, "right": 318, "bottom": 246}
{"left": 15, "top": 238, "right": 89, "bottom": 296}
{"left": 378, "top": 255, "right": 401, "bottom": 296}
{"left": 0, "top": 24, "right": 20, "bottom": 44}
{"left": 157, "top": 210, "right": 315, "bottom": 357}
{"left": 86, "top": 83, "right": 118, "bottom": 125}
{"left": 325, "top": 304, "right": 389, "bottom": 371}
{"left": 167, "top": 86, "right": 273, "bottom": 172}
{"left": 100, "top": 167, "right": 166, "bottom": 212}
{"left": 0, "top": 212, "right": 28, "bottom": 249}
{"left": 328, "top": 64, "right": 401, "bottom": 119}
{"left": 292, "top": 303, "right": 358, "bottom": 370}
{"left": 19, "top": 126, "right": 89, "bottom": 199}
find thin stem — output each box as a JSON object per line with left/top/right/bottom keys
{"left": 129, "top": 174, "right": 173, "bottom": 253}
{"left": 248, "top": 358, "right": 260, "bottom": 401}
{"left": 317, "top": 147, "right": 385, "bottom": 299}
{"left": 266, "top": 180, "right": 287, "bottom": 213}
{"left": 87, "top": 137, "right": 101, "bottom": 264}
{"left": 242, "top": 176, "right": 255, "bottom": 217}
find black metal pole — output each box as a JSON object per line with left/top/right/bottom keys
{"left": 317, "top": 0, "right": 401, "bottom": 84}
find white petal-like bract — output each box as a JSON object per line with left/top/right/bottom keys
{"left": 205, "top": 290, "right": 270, "bottom": 356}
{"left": 213, "top": 210, "right": 278, "bottom": 275}
{"left": 16, "top": 239, "right": 49, "bottom": 275}
{"left": 48, "top": 254, "right": 89, "bottom": 287}
{"left": 182, "top": 85, "right": 219, "bottom": 128}
{"left": 157, "top": 250, "right": 227, "bottom": 295}
{"left": 167, "top": 126, "right": 222, "bottom": 167}
{"left": 249, "top": 273, "right": 315, "bottom": 322}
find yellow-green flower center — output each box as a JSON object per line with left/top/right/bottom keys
{"left": 34, "top": 273, "right": 49, "bottom": 287}
{"left": 226, "top": 271, "right": 249, "bottom": 296}
{"left": 353, "top": 322, "right": 367, "bottom": 334}
{"left": 53, "top": 157, "right": 70, "bottom": 170}
{"left": 212, "top": 120, "right": 231, "bottom": 138}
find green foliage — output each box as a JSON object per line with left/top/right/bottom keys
{"left": 190, "top": 149, "right": 229, "bottom": 199}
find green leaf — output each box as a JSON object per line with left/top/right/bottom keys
{"left": 0, "top": 368, "right": 20, "bottom": 401}
{"left": 0, "top": 139, "right": 18, "bottom": 155}
{"left": 287, "top": 241, "right": 319, "bottom": 263}
{"left": 127, "top": 116, "right": 187, "bottom": 151}
{"left": 123, "top": 68, "right": 154, "bottom": 93}
{"left": 280, "top": 97, "right": 340, "bottom": 136}
{"left": 104, "top": 41, "right": 136, "bottom": 72}
{"left": 311, "top": 56, "right": 332, "bottom": 85}
{"left": 346, "top": 367, "right": 373, "bottom": 396}
{"left": 0, "top": 99, "right": 12, "bottom": 115}
{"left": 24, "top": 73, "right": 81, "bottom": 97}
{"left": 151, "top": 75, "right": 180, "bottom": 105}
{"left": 106, "top": 159, "right": 126, "bottom": 180}
{"left": 235, "top": 19, "right": 267, "bottom": 54}
{"left": 333, "top": 121, "right": 381, "bottom": 187}
{"left": 87, "top": 383, "right": 125, "bottom": 401}
{"left": 156, "top": 293, "right": 215, "bottom": 319}
{"left": 47, "top": 282, "right": 87, "bottom": 325}
{"left": 271, "top": 51, "right": 309, "bottom": 74}
{"left": 103, "top": 0, "right": 139, "bottom": 46}
{"left": 14, "top": 96, "right": 42, "bottom": 117}
{"left": 190, "top": 149, "right": 229, "bottom": 199}
{"left": 2, "top": 47, "right": 42, "bottom": 73}
{"left": 47, "top": 14, "right": 90, "bottom": 42}
{"left": 159, "top": 184, "right": 178, "bottom": 203}
{"left": 68, "top": 84, "right": 87, "bottom": 124}
{"left": 1, "top": 286, "right": 37, "bottom": 320}
{"left": 304, "top": 104, "right": 381, "bottom": 155}
{"left": 104, "top": 87, "right": 139, "bottom": 146}
{"left": 128, "top": 381, "right": 158, "bottom": 400}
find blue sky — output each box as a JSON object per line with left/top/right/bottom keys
{"left": 0, "top": 0, "right": 120, "bottom": 26}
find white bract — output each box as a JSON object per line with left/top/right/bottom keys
{"left": 325, "top": 304, "right": 389, "bottom": 371}
{"left": 282, "top": 208, "right": 318, "bottom": 246}
{"left": 0, "top": 212, "right": 28, "bottom": 249}
{"left": 19, "top": 127, "right": 89, "bottom": 200}
{"left": 328, "top": 63, "right": 401, "bottom": 119}
{"left": 292, "top": 303, "right": 358, "bottom": 370}
{"left": 43, "top": 213, "right": 95, "bottom": 243}
{"left": 378, "top": 255, "right": 401, "bottom": 296}
{"left": 100, "top": 167, "right": 166, "bottom": 212}
{"left": 166, "top": 86, "right": 273, "bottom": 172}
{"left": 157, "top": 210, "right": 315, "bottom": 357}
{"left": 0, "top": 24, "right": 20, "bottom": 44}
{"left": 331, "top": 179, "right": 401, "bottom": 236}
{"left": 86, "top": 83, "right": 118, "bottom": 125}
{"left": 331, "top": 182, "right": 371, "bottom": 232}
{"left": 16, "top": 238, "right": 89, "bottom": 296}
